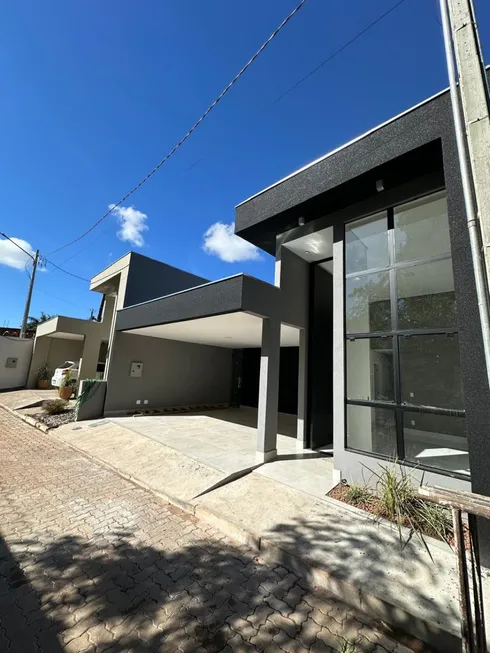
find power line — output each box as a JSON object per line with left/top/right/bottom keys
{"left": 35, "top": 285, "right": 86, "bottom": 309}
{"left": 45, "top": 258, "right": 89, "bottom": 282}
{"left": 0, "top": 232, "right": 35, "bottom": 260}
{"left": 272, "top": 0, "right": 407, "bottom": 105}
{"left": 47, "top": 0, "right": 309, "bottom": 257}
{"left": 57, "top": 158, "right": 207, "bottom": 266}
{"left": 170, "top": 0, "right": 409, "bottom": 178}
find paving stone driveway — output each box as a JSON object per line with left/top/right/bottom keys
{"left": 0, "top": 408, "right": 416, "bottom": 653}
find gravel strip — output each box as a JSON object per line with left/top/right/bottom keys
{"left": 31, "top": 409, "right": 76, "bottom": 429}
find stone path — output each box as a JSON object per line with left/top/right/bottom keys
{"left": 0, "top": 407, "right": 418, "bottom": 652}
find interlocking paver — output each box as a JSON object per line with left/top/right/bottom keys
{"left": 0, "top": 405, "right": 425, "bottom": 653}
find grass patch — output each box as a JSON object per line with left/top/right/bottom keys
{"left": 345, "top": 484, "right": 373, "bottom": 507}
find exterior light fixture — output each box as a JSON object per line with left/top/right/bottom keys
{"left": 376, "top": 179, "right": 384, "bottom": 192}
{"left": 298, "top": 216, "right": 305, "bottom": 226}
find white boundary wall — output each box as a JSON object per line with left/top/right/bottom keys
{"left": 0, "top": 336, "right": 34, "bottom": 390}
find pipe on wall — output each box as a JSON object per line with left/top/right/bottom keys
{"left": 439, "top": 0, "right": 490, "bottom": 388}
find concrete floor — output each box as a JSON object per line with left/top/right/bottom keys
{"left": 111, "top": 407, "right": 336, "bottom": 501}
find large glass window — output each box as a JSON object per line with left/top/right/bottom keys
{"left": 396, "top": 259, "right": 456, "bottom": 330}
{"left": 347, "top": 405, "right": 397, "bottom": 458}
{"left": 344, "top": 191, "right": 467, "bottom": 477}
{"left": 345, "top": 212, "right": 389, "bottom": 274}
{"left": 346, "top": 271, "right": 391, "bottom": 333}
{"left": 394, "top": 193, "right": 451, "bottom": 262}
{"left": 346, "top": 337, "right": 394, "bottom": 402}
{"left": 399, "top": 335, "right": 464, "bottom": 409}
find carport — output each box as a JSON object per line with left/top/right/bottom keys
{"left": 27, "top": 312, "right": 113, "bottom": 388}
{"left": 109, "top": 274, "right": 306, "bottom": 463}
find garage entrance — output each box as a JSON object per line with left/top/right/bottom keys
{"left": 235, "top": 347, "right": 299, "bottom": 416}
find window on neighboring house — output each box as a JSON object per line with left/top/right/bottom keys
{"left": 344, "top": 191, "right": 468, "bottom": 477}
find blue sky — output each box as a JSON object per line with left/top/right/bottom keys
{"left": 1, "top": 0, "right": 490, "bottom": 325}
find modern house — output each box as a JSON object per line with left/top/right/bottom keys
{"left": 27, "top": 252, "right": 207, "bottom": 388}
{"left": 28, "top": 81, "right": 490, "bottom": 520}
{"left": 106, "top": 81, "right": 490, "bottom": 511}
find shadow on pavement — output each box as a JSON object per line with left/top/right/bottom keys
{"left": 0, "top": 535, "right": 64, "bottom": 652}
{"left": 0, "top": 517, "right": 444, "bottom": 653}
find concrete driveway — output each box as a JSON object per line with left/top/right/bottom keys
{"left": 109, "top": 408, "right": 335, "bottom": 500}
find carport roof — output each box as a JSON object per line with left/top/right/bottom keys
{"left": 114, "top": 274, "right": 298, "bottom": 348}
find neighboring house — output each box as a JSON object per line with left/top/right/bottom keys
{"left": 109, "top": 80, "right": 490, "bottom": 510}
{"left": 27, "top": 252, "right": 207, "bottom": 388}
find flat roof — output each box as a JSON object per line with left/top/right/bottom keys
{"left": 235, "top": 86, "right": 449, "bottom": 209}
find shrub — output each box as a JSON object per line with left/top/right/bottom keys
{"left": 345, "top": 484, "right": 373, "bottom": 507}
{"left": 368, "top": 460, "right": 453, "bottom": 553}
{"left": 42, "top": 399, "right": 68, "bottom": 415}
{"left": 35, "top": 363, "right": 51, "bottom": 382}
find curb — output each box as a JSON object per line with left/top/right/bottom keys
{"left": 1, "top": 404, "right": 51, "bottom": 433}
{"left": 0, "top": 403, "right": 462, "bottom": 652}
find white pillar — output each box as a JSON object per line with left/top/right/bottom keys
{"left": 296, "top": 328, "right": 308, "bottom": 450}
{"left": 257, "top": 317, "right": 281, "bottom": 463}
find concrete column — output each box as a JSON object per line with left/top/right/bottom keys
{"left": 296, "top": 328, "right": 308, "bottom": 450}
{"left": 256, "top": 317, "right": 281, "bottom": 463}
{"left": 78, "top": 333, "right": 100, "bottom": 382}
{"left": 103, "top": 294, "right": 118, "bottom": 381}
{"left": 332, "top": 228, "right": 345, "bottom": 485}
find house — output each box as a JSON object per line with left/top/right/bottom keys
{"left": 106, "top": 81, "right": 490, "bottom": 509}
{"left": 27, "top": 81, "right": 490, "bottom": 555}
{"left": 27, "top": 252, "right": 207, "bottom": 387}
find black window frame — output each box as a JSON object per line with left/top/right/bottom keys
{"left": 343, "top": 191, "right": 468, "bottom": 480}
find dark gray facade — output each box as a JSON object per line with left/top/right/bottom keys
{"left": 236, "top": 87, "right": 490, "bottom": 558}
{"left": 123, "top": 252, "right": 208, "bottom": 308}
{"left": 116, "top": 274, "right": 286, "bottom": 332}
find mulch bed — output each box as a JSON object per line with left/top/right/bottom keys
{"left": 328, "top": 482, "right": 383, "bottom": 517}
{"left": 328, "top": 482, "right": 465, "bottom": 549}
{"left": 31, "top": 409, "right": 76, "bottom": 429}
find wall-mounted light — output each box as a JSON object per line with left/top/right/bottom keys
{"left": 298, "top": 216, "right": 305, "bottom": 226}
{"left": 376, "top": 179, "right": 384, "bottom": 192}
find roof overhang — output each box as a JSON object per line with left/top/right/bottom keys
{"left": 126, "top": 314, "right": 299, "bottom": 348}
{"left": 115, "top": 274, "right": 300, "bottom": 348}
{"left": 35, "top": 315, "right": 101, "bottom": 340}
{"left": 90, "top": 253, "right": 131, "bottom": 294}
{"left": 235, "top": 86, "right": 452, "bottom": 254}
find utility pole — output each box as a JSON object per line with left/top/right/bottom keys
{"left": 446, "top": 0, "right": 490, "bottom": 283}
{"left": 439, "top": 0, "right": 490, "bottom": 387}
{"left": 19, "top": 249, "right": 39, "bottom": 339}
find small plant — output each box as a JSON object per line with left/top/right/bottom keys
{"left": 76, "top": 378, "right": 98, "bottom": 407}
{"left": 345, "top": 484, "right": 373, "bottom": 507}
{"left": 42, "top": 399, "right": 68, "bottom": 415}
{"left": 366, "top": 460, "right": 453, "bottom": 554}
{"left": 36, "top": 363, "right": 51, "bottom": 381}
{"left": 61, "top": 370, "right": 77, "bottom": 388}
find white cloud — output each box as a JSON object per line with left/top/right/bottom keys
{"left": 109, "top": 203, "right": 149, "bottom": 247}
{"left": 202, "top": 222, "right": 261, "bottom": 263}
{"left": 0, "top": 237, "right": 35, "bottom": 270}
